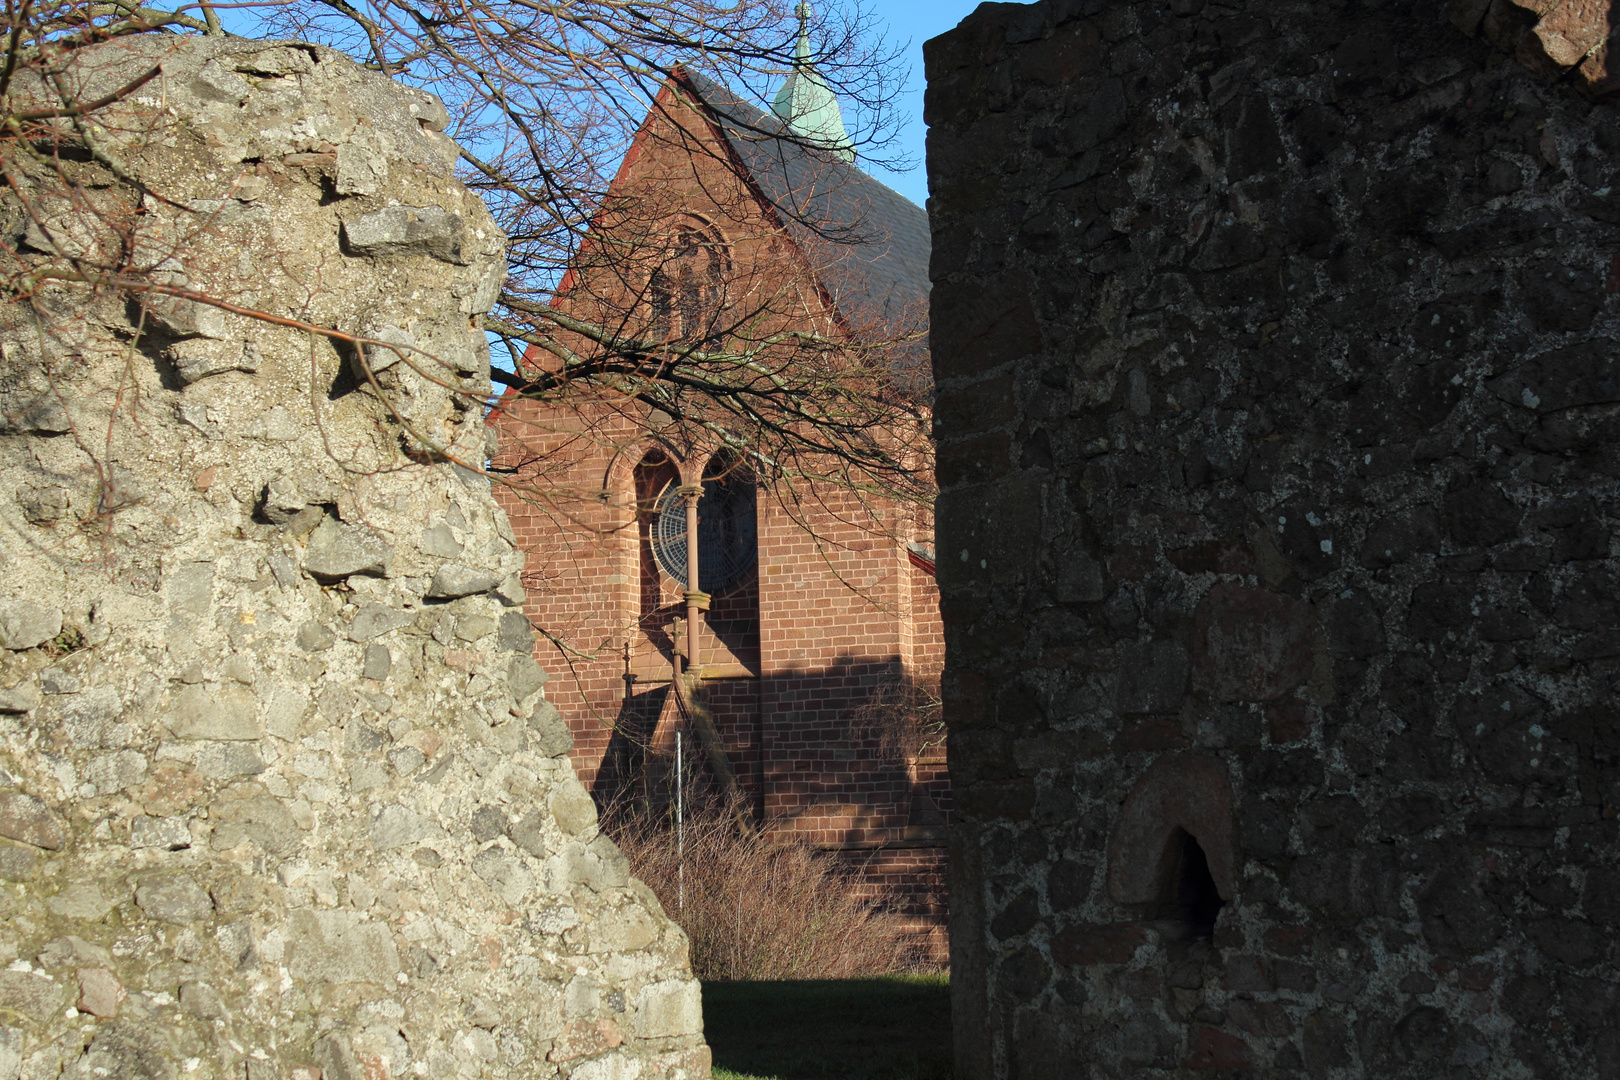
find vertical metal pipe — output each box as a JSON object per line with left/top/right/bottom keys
{"left": 675, "top": 727, "right": 684, "bottom": 913}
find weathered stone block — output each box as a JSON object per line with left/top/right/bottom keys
{"left": 508, "top": 655, "right": 548, "bottom": 701}
{"left": 209, "top": 784, "right": 302, "bottom": 856}
{"left": 419, "top": 523, "right": 463, "bottom": 558}
{"left": 550, "top": 775, "right": 599, "bottom": 837}
{"left": 0, "top": 601, "right": 61, "bottom": 651}
{"left": 0, "top": 682, "right": 36, "bottom": 713}
{"left": 0, "top": 971, "right": 70, "bottom": 1023}
{"left": 135, "top": 874, "right": 215, "bottom": 924}
{"left": 76, "top": 968, "right": 122, "bottom": 1018}
{"left": 0, "top": 792, "right": 64, "bottom": 849}
{"left": 1050, "top": 923, "right": 1148, "bottom": 967}
{"left": 348, "top": 604, "right": 415, "bottom": 642}
{"left": 529, "top": 699, "right": 574, "bottom": 758}
{"left": 303, "top": 518, "right": 393, "bottom": 581}
{"left": 131, "top": 815, "right": 191, "bottom": 850}
{"left": 1191, "top": 584, "right": 1314, "bottom": 703}
{"left": 362, "top": 643, "right": 391, "bottom": 680}
{"left": 166, "top": 684, "right": 263, "bottom": 741}
{"left": 633, "top": 980, "right": 703, "bottom": 1038}
{"left": 426, "top": 562, "right": 499, "bottom": 599}
{"left": 1114, "top": 640, "right": 1190, "bottom": 715}
{"left": 370, "top": 803, "right": 438, "bottom": 851}
{"left": 343, "top": 206, "right": 467, "bottom": 264}
{"left": 286, "top": 911, "right": 400, "bottom": 985}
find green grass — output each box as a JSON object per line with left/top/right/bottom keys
{"left": 702, "top": 974, "right": 951, "bottom": 1080}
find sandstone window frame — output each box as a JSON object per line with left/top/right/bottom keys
{"left": 648, "top": 216, "right": 732, "bottom": 348}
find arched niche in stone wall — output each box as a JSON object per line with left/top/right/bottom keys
{"left": 1106, "top": 752, "right": 1238, "bottom": 937}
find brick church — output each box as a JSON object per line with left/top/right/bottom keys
{"left": 488, "top": 24, "right": 947, "bottom": 955}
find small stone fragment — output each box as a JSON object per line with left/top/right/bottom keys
{"left": 268, "top": 549, "right": 297, "bottom": 589}
{"left": 131, "top": 815, "right": 192, "bottom": 850}
{"left": 371, "top": 803, "right": 434, "bottom": 850}
{"left": 296, "top": 621, "right": 336, "bottom": 651}
{"left": 135, "top": 874, "right": 215, "bottom": 924}
{"left": 343, "top": 205, "right": 466, "bottom": 263}
{"left": 0, "top": 970, "right": 70, "bottom": 1023}
{"left": 313, "top": 1031, "right": 365, "bottom": 1080}
{"left": 387, "top": 746, "right": 425, "bottom": 776}
{"left": 456, "top": 614, "right": 495, "bottom": 641}
{"left": 62, "top": 686, "right": 123, "bottom": 747}
{"left": 470, "top": 804, "right": 507, "bottom": 842}
{"left": 39, "top": 668, "right": 80, "bottom": 694}
{"left": 45, "top": 882, "right": 118, "bottom": 920}
{"left": 17, "top": 483, "right": 70, "bottom": 524}
{"left": 76, "top": 968, "right": 122, "bottom": 1018}
{"left": 426, "top": 562, "right": 500, "bottom": 599}
{"left": 336, "top": 140, "right": 389, "bottom": 196}
{"left": 87, "top": 749, "right": 148, "bottom": 793}
{"left": 493, "top": 573, "right": 526, "bottom": 607}
{"left": 508, "top": 656, "right": 549, "bottom": 702}
{"left": 209, "top": 784, "right": 303, "bottom": 856}
{"left": 528, "top": 699, "right": 574, "bottom": 758}
{"left": 242, "top": 405, "right": 299, "bottom": 443}
{"left": 0, "top": 683, "right": 36, "bottom": 714}
{"left": 172, "top": 339, "right": 259, "bottom": 384}
{"left": 0, "top": 791, "right": 65, "bottom": 849}
{"left": 194, "top": 743, "right": 266, "bottom": 780}
{"left": 286, "top": 911, "right": 400, "bottom": 985}
{"left": 498, "top": 610, "right": 534, "bottom": 652}
{"left": 634, "top": 980, "right": 704, "bottom": 1038}
{"left": 0, "top": 843, "right": 38, "bottom": 880}
{"left": 464, "top": 996, "right": 501, "bottom": 1029}
{"left": 167, "top": 684, "right": 263, "bottom": 741}
{"left": 419, "top": 523, "right": 463, "bottom": 558}
{"left": 0, "top": 601, "right": 62, "bottom": 651}
{"left": 550, "top": 777, "right": 599, "bottom": 837}
{"left": 303, "top": 517, "right": 393, "bottom": 580}
{"left": 363, "top": 643, "right": 392, "bottom": 680}
{"left": 507, "top": 808, "right": 546, "bottom": 859}
{"left": 188, "top": 59, "right": 251, "bottom": 104}
{"left": 179, "top": 980, "right": 226, "bottom": 1020}
{"left": 349, "top": 604, "right": 415, "bottom": 642}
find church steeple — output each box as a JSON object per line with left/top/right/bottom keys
{"left": 770, "top": 2, "right": 855, "bottom": 163}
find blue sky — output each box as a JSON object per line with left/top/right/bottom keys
{"left": 216, "top": 1, "right": 983, "bottom": 207}
{"left": 860, "top": 1, "right": 989, "bottom": 207}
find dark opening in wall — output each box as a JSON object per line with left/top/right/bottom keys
{"left": 1162, "top": 829, "right": 1223, "bottom": 938}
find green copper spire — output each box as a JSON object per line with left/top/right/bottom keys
{"left": 771, "top": 2, "right": 855, "bottom": 163}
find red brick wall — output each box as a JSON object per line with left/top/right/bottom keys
{"left": 488, "top": 76, "right": 948, "bottom": 947}
{"left": 842, "top": 847, "right": 949, "bottom": 965}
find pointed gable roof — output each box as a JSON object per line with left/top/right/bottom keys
{"left": 675, "top": 68, "right": 931, "bottom": 338}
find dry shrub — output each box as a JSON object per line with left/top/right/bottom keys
{"left": 846, "top": 676, "right": 944, "bottom": 765}
{"left": 612, "top": 811, "right": 914, "bottom": 981}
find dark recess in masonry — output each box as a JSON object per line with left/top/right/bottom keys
{"left": 1159, "top": 829, "right": 1223, "bottom": 940}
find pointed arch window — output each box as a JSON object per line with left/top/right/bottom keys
{"left": 650, "top": 223, "right": 730, "bottom": 348}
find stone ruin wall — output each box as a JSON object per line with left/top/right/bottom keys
{"left": 0, "top": 34, "right": 707, "bottom": 1080}
{"left": 928, "top": 1, "right": 1620, "bottom": 1077}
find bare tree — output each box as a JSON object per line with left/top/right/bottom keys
{"left": 237, "top": 0, "right": 932, "bottom": 508}
{"left": 1, "top": 0, "right": 923, "bottom": 491}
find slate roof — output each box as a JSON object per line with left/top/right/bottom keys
{"left": 679, "top": 68, "right": 931, "bottom": 336}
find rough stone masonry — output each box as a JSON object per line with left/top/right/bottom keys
{"left": 0, "top": 34, "right": 706, "bottom": 1080}
{"left": 928, "top": 1, "right": 1620, "bottom": 1077}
